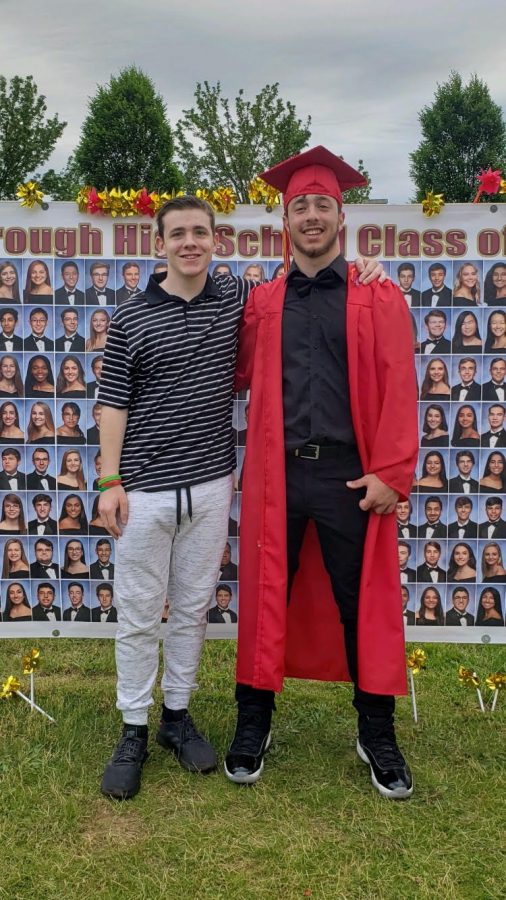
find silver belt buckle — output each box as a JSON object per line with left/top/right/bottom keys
{"left": 296, "top": 443, "right": 320, "bottom": 460}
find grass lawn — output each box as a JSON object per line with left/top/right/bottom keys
{"left": 1, "top": 639, "right": 505, "bottom": 900}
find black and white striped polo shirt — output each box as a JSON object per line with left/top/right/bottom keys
{"left": 98, "top": 273, "right": 252, "bottom": 492}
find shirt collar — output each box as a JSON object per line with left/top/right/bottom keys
{"left": 144, "top": 272, "right": 219, "bottom": 306}
{"left": 286, "top": 254, "right": 348, "bottom": 284}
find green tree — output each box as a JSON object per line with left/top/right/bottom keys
{"left": 410, "top": 72, "right": 506, "bottom": 202}
{"left": 0, "top": 75, "right": 66, "bottom": 199}
{"left": 175, "top": 82, "right": 311, "bottom": 201}
{"left": 74, "top": 66, "right": 182, "bottom": 190}
{"left": 39, "top": 154, "right": 82, "bottom": 200}
{"left": 343, "top": 159, "right": 371, "bottom": 203}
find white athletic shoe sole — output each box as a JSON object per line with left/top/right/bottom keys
{"left": 224, "top": 731, "right": 272, "bottom": 784}
{"left": 356, "top": 739, "right": 413, "bottom": 800}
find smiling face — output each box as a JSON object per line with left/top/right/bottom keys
{"left": 3, "top": 498, "right": 20, "bottom": 520}
{"left": 62, "top": 264, "right": 79, "bottom": 290}
{"left": 460, "top": 264, "right": 477, "bottom": 289}
{"left": 123, "top": 265, "right": 140, "bottom": 289}
{"left": 63, "top": 359, "right": 79, "bottom": 385}
{"left": 62, "top": 406, "right": 79, "bottom": 428}
{"left": 423, "top": 589, "right": 439, "bottom": 610}
{"left": 0, "top": 356, "right": 16, "bottom": 381}
{"left": 2, "top": 403, "right": 17, "bottom": 426}
{"left": 429, "top": 267, "right": 445, "bottom": 290}
{"left": 428, "top": 360, "right": 445, "bottom": 383}
{"left": 492, "top": 265, "right": 506, "bottom": 291}
{"left": 425, "top": 500, "right": 442, "bottom": 524}
{"left": 461, "top": 315, "right": 477, "bottom": 338}
{"left": 65, "top": 452, "right": 81, "bottom": 474}
{"left": 425, "top": 454, "right": 442, "bottom": 477}
{"left": 484, "top": 544, "right": 501, "bottom": 567}
{"left": 486, "top": 502, "right": 502, "bottom": 523}
{"left": 398, "top": 545, "right": 410, "bottom": 567}
{"left": 396, "top": 500, "right": 411, "bottom": 523}
{"left": 62, "top": 310, "right": 78, "bottom": 334}
{"left": 480, "top": 590, "right": 496, "bottom": 611}
{"left": 91, "top": 266, "right": 109, "bottom": 290}
{"left": 31, "top": 404, "right": 46, "bottom": 427}
{"left": 458, "top": 360, "right": 476, "bottom": 385}
{"left": 216, "top": 588, "right": 232, "bottom": 610}
{"left": 457, "top": 454, "right": 473, "bottom": 476}
{"left": 67, "top": 541, "right": 83, "bottom": 562}
{"left": 488, "top": 406, "right": 505, "bottom": 430}
{"left": 155, "top": 208, "right": 217, "bottom": 280}
{"left": 452, "top": 544, "right": 470, "bottom": 567}
{"left": 34, "top": 498, "right": 51, "bottom": 519}
{"left": 453, "top": 589, "right": 469, "bottom": 612}
{"left": 33, "top": 450, "right": 49, "bottom": 474}
{"left": 97, "top": 542, "right": 111, "bottom": 564}
{"left": 38, "top": 585, "right": 54, "bottom": 608}
{"left": 1, "top": 312, "right": 16, "bottom": 336}
{"left": 91, "top": 311, "right": 108, "bottom": 334}
{"left": 98, "top": 587, "right": 113, "bottom": 609}
{"left": 490, "top": 313, "right": 506, "bottom": 338}
{"left": 490, "top": 360, "right": 506, "bottom": 384}
{"left": 30, "top": 311, "right": 47, "bottom": 337}
{"left": 426, "top": 315, "right": 446, "bottom": 339}
{"left": 8, "top": 583, "right": 25, "bottom": 605}
{"left": 69, "top": 585, "right": 83, "bottom": 608}
{"left": 488, "top": 453, "right": 504, "bottom": 476}
{"left": 457, "top": 406, "right": 474, "bottom": 429}
{"left": 64, "top": 497, "right": 82, "bottom": 519}
{"left": 31, "top": 358, "right": 49, "bottom": 383}
{"left": 0, "top": 265, "right": 17, "bottom": 288}
{"left": 30, "top": 263, "right": 48, "bottom": 286}
{"left": 426, "top": 407, "right": 443, "bottom": 430}
{"left": 285, "top": 194, "right": 344, "bottom": 264}
{"left": 35, "top": 542, "right": 53, "bottom": 564}
{"left": 424, "top": 544, "right": 440, "bottom": 566}
{"left": 7, "top": 541, "right": 22, "bottom": 563}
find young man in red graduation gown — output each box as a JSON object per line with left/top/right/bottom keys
{"left": 225, "top": 146, "right": 419, "bottom": 799}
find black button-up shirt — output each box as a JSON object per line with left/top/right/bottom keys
{"left": 282, "top": 255, "right": 356, "bottom": 450}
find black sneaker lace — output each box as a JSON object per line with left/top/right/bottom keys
{"left": 231, "top": 710, "right": 269, "bottom": 755}
{"left": 181, "top": 714, "right": 204, "bottom": 743}
{"left": 114, "top": 735, "right": 145, "bottom": 764}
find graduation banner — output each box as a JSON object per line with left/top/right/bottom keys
{"left": 0, "top": 200, "right": 505, "bottom": 644}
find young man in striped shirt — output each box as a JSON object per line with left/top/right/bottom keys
{"left": 98, "top": 195, "right": 382, "bottom": 800}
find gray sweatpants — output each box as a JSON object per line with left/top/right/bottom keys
{"left": 114, "top": 474, "right": 234, "bottom": 725}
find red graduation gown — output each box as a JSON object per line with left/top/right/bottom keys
{"left": 234, "top": 266, "right": 419, "bottom": 696}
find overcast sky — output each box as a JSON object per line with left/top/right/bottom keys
{"left": 2, "top": 0, "right": 505, "bottom": 202}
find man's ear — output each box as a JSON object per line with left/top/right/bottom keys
{"left": 338, "top": 210, "right": 346, "bottom": 231}
{"left": 155, "top": 234, "right": 166, "bottom": 256}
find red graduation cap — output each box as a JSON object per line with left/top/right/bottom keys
{"left": 259, "top": 145, "right": 367, "bottom": 208}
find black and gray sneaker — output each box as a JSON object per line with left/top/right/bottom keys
{"left": 357, "top": 718, "right": 413, "bottom": 800}
{"left": 100, "top": 727, "right": 149, "bottom": 800}
{"left": 156, "top": 711, "right": 217, "bottom": 773}
{"left": 224, "top": 706, "right": 272, "bottom": 784}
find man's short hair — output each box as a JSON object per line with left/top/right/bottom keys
{"left": 29, "top": 307, "right": 48, "bottom": 320}
{"left": 91, "top": 355, "right": 103, "bottom": 374}
{"left": 61, "top": 261, "right": 79, "bottom": 275}
{"left": 37, "top": 582, "right": 55, "bottom": 596}
{"left": 452, "top": 586, "right": 469, "bottom": 599}
{"left": 456, "top": 450, "right": 475, "bottom": 464}
{"left": 216, "top": 582, "right": 232, "bottom": 597}
{"left": 32, "top": 493, "right": 52, "bottom": 506}
{"left": 485, "top": 497, "right": 503, "bottom": 508}
{"left": 68, "top": 581, "right": 84, "bottom": 592}
{"left": 2, "top": 447, "right": 20, "bottom": 460}
{"left": 122, "top": 261, "right": 140, "bottom": 275}
{"left": 458, "top": 357, "right": 476, "bottom": 369}
{"left": 397, "top": 262, "right": 415, "bottom": 276}
{"left": 455, "top": 496, "right": 473, "bottom": 509}
{"left": 96, "top": 538, "right": 112, "bottom": 550}
{"left": 1, "top": 308, "right": 18, "bottom": 321}
{"left": 61, "top": 308, "right": 78, "bottom": 321}
{"left": 96, "top": 583, "right": 113, "bottom": 598}
{"left": 90, "top": 261, "right": 110, "bottom": 275}
{"left": 424, "top": 309, "right": 447, "bottom": 324}
{"left": 489, "top": 404, "right": 505, "bottom": 415}
{"left": 156, "top": 195, "right": 215, "bottom": 238}
{"left": 425, "top": 496, "right": 442, "bottom": 508}
{"left": 428, "top": 262, "right": 446, "bottom": 275}
{"left": 425, "top": 541, "right": 441, "bottom": 552}
{"left": 398, "top": 541, "right": 411, "bottom": 555}
{"left": 490, "top": 357, "right": 505, "bottom": 367}
{"left": 35, "top": 537, "right": 53, "bottom": 550}
{"left": 32, "top": 448, "right": 49, "bottom": 460}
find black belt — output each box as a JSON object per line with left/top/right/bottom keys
{"left": 288, "top": 443, "right": 348, "bottom": 460}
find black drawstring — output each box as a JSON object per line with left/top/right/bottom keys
{"left": 176, "top": 486, "right": 193, "bottom": 530}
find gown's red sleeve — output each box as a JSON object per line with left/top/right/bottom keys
{"left": 234, "top": 287, "right": 258, "bottom": 392}
{"left": 367, "top": 279, "right": 419, "bottom": 500}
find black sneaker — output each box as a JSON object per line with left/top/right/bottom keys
{"left": 100, "top": 727, "right": 149, "bottom": 800}
{"left": 156, "top": 711, "right": 217, "bottom": 773}
{"left": 357, "top": 718, "right": 413, "bottom": 800}
{"left": 224, "top": 706, "right": 272, "bottom": 784}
